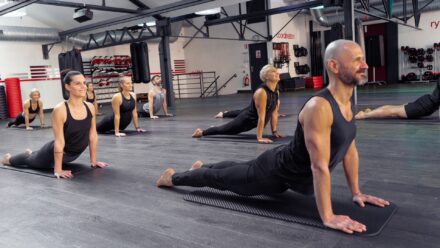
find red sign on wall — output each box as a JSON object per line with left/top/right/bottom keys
{"left": 276, "top": 33, "right": 295, "bottom": 39}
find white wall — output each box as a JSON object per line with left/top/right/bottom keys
{"left": 398, "top": 10, "right": 440, "bottom": 75}
{"left": 183, "top": 4, "right": 268, "bottom": 95}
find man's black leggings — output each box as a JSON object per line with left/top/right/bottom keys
{"left": 172, "top": 160, "right": 288, "bottom": 196}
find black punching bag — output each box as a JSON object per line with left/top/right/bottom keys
{"left": 130, "top": 43, "right": 140, "bottom": 83}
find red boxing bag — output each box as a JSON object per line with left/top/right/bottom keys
{"left": 5, "top": 77, "right": 23, "bottom": 118}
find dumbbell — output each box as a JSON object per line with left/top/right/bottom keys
{"left": 418, "top": 55, "right": 425, "bottom": 62}
{"left": 422, "top": 71, "right": 433, "bottom": 81}
{"left": 426, "top": 54, "right": 434, "bottom": 62}
{"left": 427, "top": 48, "right": 434, "bottom": 55}
{"left": 409, "top": 55, "right": 418, "bottom": 63}
{"left": 406, "top": 72, "right": 417, "bottom": 81}
{"left": 418, "top": 62, "right": 424, "bottom": 68}
{"left": 408, "top": 48, "right": 417, "bottom": 56}
{"left": 427, "top": 64, "right": 433, "bottom": 70}
{"left": 417, "top": 48, "right": 425, "bottom": 56}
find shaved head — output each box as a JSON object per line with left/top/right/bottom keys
{"left": 324, "top": 39, "right": 360, "bottom": 70}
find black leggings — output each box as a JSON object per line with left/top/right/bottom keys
{"left": 404, "top": 81, "right": 440, "bottom": 119}
{"left": 172, "top": 160, "right": 288, "bottom": 196}
{"left": 203, "top": 113, "right": 256, "bottom": 136}
{"left": 223, "top": 109, "right": 242, "bottom": 118}
{"left": 9, "top": 141, "right": 80, "bottom": 169}
{"left": 7, "top": 113, "right": 35, "bottom": 127}
{"left": 96, "top": 113, "right": 132, "bottom": 134}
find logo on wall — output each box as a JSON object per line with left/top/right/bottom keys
{"left": 431, "top": 21, "right": 440, "bottom": 29}
{"left": 276, "top": 33, "right": 295, "bottom": 39}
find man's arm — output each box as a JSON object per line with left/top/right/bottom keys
{"left": 343, "top": 140, "right": 390, "bottom": 208}
{"left": 303, "top": 97, "right": 365, "bottom": 234}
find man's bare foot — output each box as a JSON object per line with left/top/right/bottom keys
{"left": 192, "top": 128, "right": 203, "bottom": 138}
{"left": 156, "top": 168, "right": 176, "bottom": 187}
{"left": 1, "top": 153, "right": 11, "bottom": 166}
{"left": 214, "top": 112, "right": 224, "bottom": 118}
{"left": 25, "top": 149, "right": 32, "bottom": 155}
{"left": 190, "top": 160, "right": 203, "bottom": 171}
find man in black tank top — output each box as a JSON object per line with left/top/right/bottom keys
{"left": 157, "top": 40, "right": 390, "bottom": 234}
{"left": 192, "top": 64, "right": 284, "bottom": 143}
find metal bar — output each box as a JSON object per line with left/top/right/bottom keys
{"left": 200, "top": 76, "right": 220, "bottom": 98}
{"left": 265, "top": 0, "right": 271, "bottom": 40}
{"left": 144, "top": 25, "right": 155, "bottom": 36}
{"left": 354, "top": 9, "right": 422, "bottom": 30}
{"left": 370, "top": 5, "right": 387, "bottom": 15}
{"left": 37, "top": 0, "right": 139, "bottom": 14}
{"left": 0, "top": 0, "right": 38, "bottom": 16}
{"left": 128, "top": 0, "right": 164, "bottom": 20}
{"left": 221, "top": 8, "right": 242, "bottom": 39}
{"left": 182, "top": 29, "right": 202, "bottom": 49}
{"left": 238, "top": 3, "right": 244, "bottom": 39}
{"left": 344, "top": 0, "right": 354, "bottom": 41}
{"left": 272, "top": 10, "right": 301, "bottom": 41}
{"left": 412, "top": 0, "right": 420, "bottom": 27}
{"left": 403, "top": 0, "right": 407, "bottom": 23}
{"left": 185, "top": 20, "right": 208, "bottom": 37}
{"left": 173, "top": 35, "right": 261, "bottom": 42}
{"left": 137, "top": 28, "right": 145, "bottom": 39}
{"left": 82, "top": 35, "right": 158, "bottom": 51}
{"left": 382, "top": 0, "right": 390, "bottom": 18}
{"left": 214, "top": 74, "right": 237, "bottom": 96}
{"left": 205, "top": 0, "right": 323, "bottom": 26}
{"left": 403, "top": 0, "right": 434, "bottom": 20}
{"left": 359, "top": 0, "right": 369, "bottom": 11}
{"left": 60, "top": 0, "right": 216, "bottom": 36}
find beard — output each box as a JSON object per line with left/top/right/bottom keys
{"left": 339, "top": 66, "right": 366, "bottom": 86}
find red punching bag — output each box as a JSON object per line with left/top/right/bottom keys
{"left": 5, "top": 77, "right": 23, "bottom": 118}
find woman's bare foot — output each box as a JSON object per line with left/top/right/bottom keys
{"left": 1, "top": 153, "right": 11, "bottom": 166}
{"left": 156, "top": 168, "right": 176, "bottom": 187}
{"left": 214, "top": 112, "right": 224, "bottom": 118}
{"left": 355, "top": 108, "right": 372, "bottom": 120}
{"left": 25, "top": 149, "right": 33, "bottom": 155}
{"left": 190, "top": 160, "right": 203, "bottom": 171}
{"left": 192, "top": 128, "right": 203, "bottom": 138}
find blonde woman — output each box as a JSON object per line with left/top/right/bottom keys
{"left": 85, "top": 82, "right": 101, "bottom": 115}
{"left": 96, "top": 77, "right": 145, "bottom": 136}
{"left": 7, "top": 88, "right": 45, "bottom": 130}
{"left": 192, "top": 64, "right": 284, "bottom": 143}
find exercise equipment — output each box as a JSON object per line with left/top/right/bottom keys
{"left": 293, "top": 45, "right": 308, "bottom": 57}
{"left": 199, "top": 134, "right": 293, "bottom": 144}
{"left": 183, "top": 187, "right": 397, "bottom": 237}
{"left": 294, "top": 62, "right": 310, "bottom": 75}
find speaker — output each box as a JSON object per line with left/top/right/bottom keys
{"left": 246, "top": 0, "right": 266, "bottom": 24}
{"left": 73, "top": 8, "right": 93, "bottom": 23}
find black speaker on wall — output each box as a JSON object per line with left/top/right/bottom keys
{"left": 246, "top": 0, "right": 266, "bottom": 24}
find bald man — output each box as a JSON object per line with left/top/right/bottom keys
{"left": 96, "top": 77, "right": 145, "bottom": 136}
{"left": 157, "top": 40, "right": 390, "bottom": 234}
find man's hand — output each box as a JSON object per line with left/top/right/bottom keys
{"left": 353, "top": 193, "right": 390, "bottom": 207}
{"left": 324, "top": 214, "right": 366, "bottom": 234}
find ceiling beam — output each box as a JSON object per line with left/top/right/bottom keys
{"left": 205, "top": 0, "right": 323, "bottom": 26}
{"left": 36, "top": 0, "right": 139, "bottom": 14}
{"left": 60, "top": 0, "right": 216, "bottom": 37}
{"left": 127, "top": 0, "right": 165, "bottom": 20}
{"left": 0, "top": 0, "right": 39, "bottom": 16}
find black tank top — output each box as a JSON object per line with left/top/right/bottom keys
{"left": 118, "top": 93, "right": 135, "bottom": 128}
{"left": 247, "top": 84, "right": 279, "bottom": 126}
{"left": 63, "top": 102, "right": 92, "bottom": 155}
{"left": 275, "top": 88, "right": 356, "bottom": 183}
{"left": 28, "top": 100, "right": 40, "bottom": 114}
{"left": 86, "top": 92, "right": 95, "bottom": 104}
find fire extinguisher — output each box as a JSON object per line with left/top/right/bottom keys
{"left": 243, "top": 74, "right": 250, "bottom": 86}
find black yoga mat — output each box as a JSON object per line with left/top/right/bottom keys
{"left": 199, "top": 134, "right": 293, "bottom": 144}
{"left": 184, "top": 188, "right": 397, "bottom": 236}
{"left": 98, "top": 130, "right": 151, "bottom": 136}
{"left": 10, "top": 125, "right": 52, "bottom": 130}
{"left": 0, "top": 163, "right": 93, "bottom": 178}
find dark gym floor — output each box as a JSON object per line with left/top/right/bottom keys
{"left": 0, "top": 83, "right": 439, "bottom": 248}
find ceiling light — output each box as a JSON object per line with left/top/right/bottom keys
{"left": 310, "top": 5, "right": 325, "bottom": 10}
{"left": 195, "top": 7, "right": 221, "bottom": 15}
{"left": 137, "top": 21, "right": 156, "bottom": 27}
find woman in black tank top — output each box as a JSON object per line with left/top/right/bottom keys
{"left": 85, "top": 82, "right": 101, "bottom": 115}
{"left": 7, "top": 89, "right": 45, "bottom": 130}
{"left": 192, "top": 64, "right": 284, "bottom": 143}
{"left": 2, "top": 71, "right": 108, "bottom": 179}
{"left": 96, "top": 77, "right": 145, "bottom": 137}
